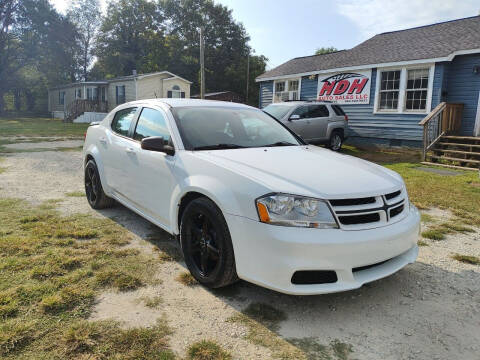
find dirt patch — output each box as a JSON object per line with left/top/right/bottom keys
{"left": 0, "top": 141, "right": 479, "bottom": 360}
{"left": 3, "top": 139, "right": 84, "bottom": 150}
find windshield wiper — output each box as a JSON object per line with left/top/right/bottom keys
{"left": 193, "top": 143, "right": 246, "bottom": 150}
{"left": 263, "top": 141, "right": 297, "bottom": 147}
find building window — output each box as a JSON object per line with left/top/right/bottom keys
{"left": 116, "top": 85, "right": 126, "bottom": 104}
{"left": 378, "top": 70, "right": 400, "bottom": 110}
{"left": 87, "top": 88, "right": 98, "bottom": 101}
{"left": 167, "top": 85, "right": 185, "bottom": 98}
{"left": 59, "top": 91, "right": 65, "bottom": 105}
{"left": 376, "top": 66, "right": 432, "bottom": 113}
{"left": 76, "top": 89, "right": 82, "bottom": 99}
{"left": 274, "top": 79, "right": 299, "bottom": 102}
{"left": 101, "top": 87, "right": 106, "bottom": 102}
{"left": 405, "top": 69, "right": 429, "bottom": 111}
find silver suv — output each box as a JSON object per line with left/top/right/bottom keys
{"left": 263, "top": 101, "right": 348, "bottom": 151}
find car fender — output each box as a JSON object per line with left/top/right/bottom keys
{"left": 326, "top": 121, "right": 346, "bottom": 139}
{"left": 169, "top": 174, "right": 248, "bottom": 235}
{"left": 83, "top": 143, "right": 111, "bottom": 196}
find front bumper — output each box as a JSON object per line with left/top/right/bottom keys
{"left": 226, "top": 206, "right": 420, "bottom": 295}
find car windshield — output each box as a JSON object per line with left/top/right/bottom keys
{"left": 171, "top": 106, "right": 302, "bottom": 150}
{"left": 262, "top": 104, "right": 292, "bottom": 120}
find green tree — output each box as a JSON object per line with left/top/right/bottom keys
{"left": 67, "top": 0, "right": 102, "bottom": 81}
{"left": 315, "top": 46, "right": 338, "bottom": 55}
{"left": 0, "top": 0, "right": 78, "bottom": 113}
{"left": 94, "top": 0, "right": 267, "bottom": 106}
{"left": 94, "top": 0, "right": 166, "bottom": 78}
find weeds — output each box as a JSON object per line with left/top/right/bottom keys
{"left": 65, "top": 191, "right": 85, "bottom": 197}
{"left": 421, "top": 221, "right": 475, "bottom": 240}
{"left": 187, "top": 340, "right": 232, "bottom": 360}
{"left": 176, "top": 271, "right": 197, "bottom": 286}
{"left": 139, "top": 295, "right": 163, "bottom": 309}
{"left": 451, "top": 254, "right": 480, "bottom": 265}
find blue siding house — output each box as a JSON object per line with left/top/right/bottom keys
{"left": 256, "top": 16, "right": 480, "bottom": 146}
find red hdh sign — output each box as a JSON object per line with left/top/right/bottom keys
{"left": 317, "top": 70, "right": 371, "bottom": 104}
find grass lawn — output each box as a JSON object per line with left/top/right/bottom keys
{"left": 0, "top": 117, "right": 88, "bottom": 138}
{"left": 342, "top": 145, "right": 480, "bottom": 226}
{"left": 0, "top": 198, "right": 177, "bottom": 359}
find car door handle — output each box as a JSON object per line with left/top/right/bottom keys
{"left": 99, "top": 137, "right": 107, "bottom": 144}
{"left": 125, "top": 147, "right": 135, "bottom": 154}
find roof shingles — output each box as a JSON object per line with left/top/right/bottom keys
{"left": 257, "top": 16, "right": 480, "bottom": 80}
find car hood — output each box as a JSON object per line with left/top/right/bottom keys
{"left": 191, "top": 146, "right": 404, "bottom": 199}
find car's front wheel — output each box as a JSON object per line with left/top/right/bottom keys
{"left": 329, "top": 130, "right": 344, "bottom": 151}
{"left": 180, "top": 197, "right": 238, "bottom": 288}
{"left": 84, "top": 159, "right": 114, "bottom": 209}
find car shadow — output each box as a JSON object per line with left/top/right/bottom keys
{"left": 96, "top": 202, "right": 480, "bottom": 359}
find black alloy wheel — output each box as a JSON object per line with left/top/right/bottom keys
{"left": 180, "top": 197, "right": 238, "bottom": 288}
{"left": 84, "top": 160, "right": 114, "bottom": 209}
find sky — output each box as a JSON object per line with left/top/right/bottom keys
{"left": 50, "top": 0, "right": 479, "bottom": 69}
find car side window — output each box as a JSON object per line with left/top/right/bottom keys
{"left": 308, "top": 105, "right": 329, "bottom": 118}
{"left": 290, "top": 106, "right": 309, "bottom": 119}
{"left": 111, "top": 107, "right": 138, "bottom": 137}
{"left": 133, "top": 107, "right": 170, "bottom": 142}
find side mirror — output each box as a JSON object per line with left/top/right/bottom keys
{"left": 289, "top": 114, "right": 300, "bottom": 121}
{"left": 141, "top": 136, "right": 175, "bottom": 156}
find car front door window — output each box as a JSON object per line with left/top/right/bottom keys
{"left": 133, "top": 107, "right": 171, "bottom": 142}
{"left": 287, "top": 106, "right": 310, "bottom": 138}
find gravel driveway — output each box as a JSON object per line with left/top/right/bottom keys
{"left": 0, "top": 143, "right": 479, "bottom": 360}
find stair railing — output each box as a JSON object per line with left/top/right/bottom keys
{"left": 64, "top": 99, "right": 108, "bottom": 123}
{"left": 419, "top": 102, "right": 463, "bottom": 161}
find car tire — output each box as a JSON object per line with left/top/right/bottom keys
{"left": 84, "top": 159, "right": 115, "bottom": 209}
{"left": 329, "top": 130, "right": 344, "bottom": 151}
{"left": 180, "top": 197, "right": 238, "bottom": 288}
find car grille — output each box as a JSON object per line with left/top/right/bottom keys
{"left": 328, "top": 189, "right": 407, "bottom": 229}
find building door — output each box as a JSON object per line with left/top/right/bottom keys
{"left": 475, "top": 91, "right": 480, "bottom": 136}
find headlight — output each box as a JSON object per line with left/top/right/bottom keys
{"left": 256, "top": 193, "right": 338, "bottom": 228}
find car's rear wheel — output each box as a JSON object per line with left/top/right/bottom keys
{"left": 329, "top": 130, "right": 344, "bottom": 151}
{"left": 180, "top": 197, "right": 238, "bottom": 288}
{"left": 84, "top": 159, "right": 114, "bottom": 209}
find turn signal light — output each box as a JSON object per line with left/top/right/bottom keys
{"left": 256, "top": 202, "right": 270, "bottom": 223}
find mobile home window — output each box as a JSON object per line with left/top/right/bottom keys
{"left": 116, "top": 85, "right": 126, "bottom": 104}
{"left": 59, "top": 91, "right": 65, "bottom": 105}
{"left": 167, "top": 85, "right": 185, "bottom": 98}
{"left": 378, "top": 70, "right": 400, "bottom": 110}
{"left": 87, "top": 88, "right": 98, "bottom": 101}
{"left": 405, "top": 69, "right": 429, "bottom": 111}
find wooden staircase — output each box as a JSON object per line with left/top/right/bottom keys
{"left": 425, "top": 135, "right": 480, "bottom": 170}
{"left": 420, "top": 102, "right": 480, "bottom": 171}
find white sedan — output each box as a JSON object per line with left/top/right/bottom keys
{"left": 83, "top": 99, "right": 420, "bottom": 295}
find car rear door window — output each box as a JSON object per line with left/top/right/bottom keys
{"left": 331, "top": 105, "right": 346, "bottom": 116}
{"left": 291, "top": 106, "right": 309, "bottom": 119}
{"left": 133, "top": 107, "right": 170, "bottom": 141}
{"left": 111, "top": 107, "right": 137, "bottom": 137}
{"left": 308, "top": 105, "right": 329, "bottom": 118}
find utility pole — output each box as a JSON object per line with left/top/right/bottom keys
{"left": 200, "top": 27, "right": 205, "bottom": 99}
{"left": 246, "top": 53, "right": 250, "bottom": 104}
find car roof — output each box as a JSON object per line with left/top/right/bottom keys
{"left": 120, "top": 98, "right": 256, "bottom": 109}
